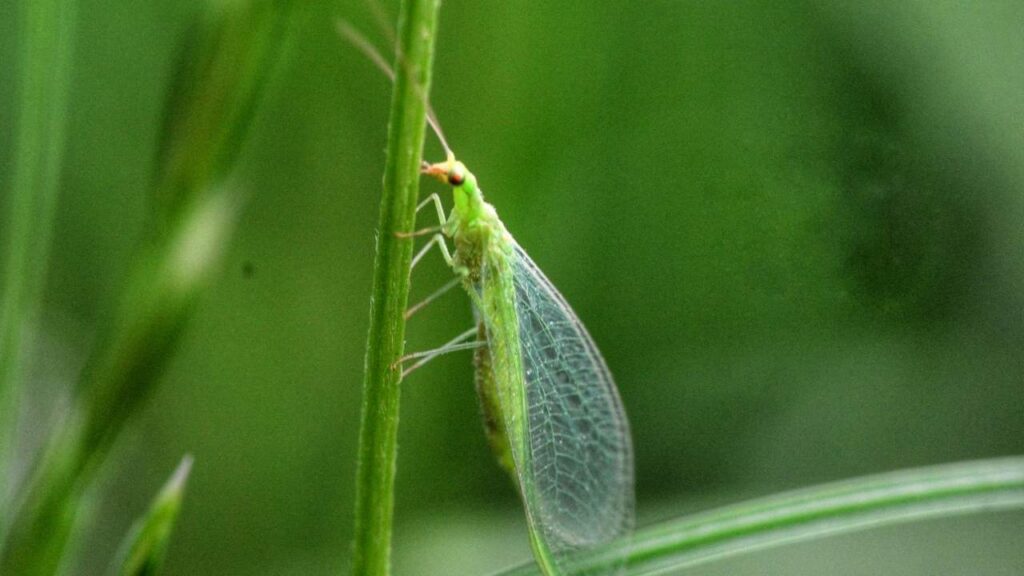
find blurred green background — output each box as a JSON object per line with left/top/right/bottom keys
{"left": 2, "top": 0, "right": 1023, "bottom": 574}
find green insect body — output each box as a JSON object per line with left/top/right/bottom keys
{"left": 445, "top": 161, "right": 526, "bottom": 480}
{"left": 473, "top": 321, "right": 517, "bottom": 478}
{"left": 423, "top": 156, "right": 635, "bottom": 576}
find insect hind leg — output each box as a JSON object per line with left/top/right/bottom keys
{"left": 394, "top": 327, "right": 482, "bottom": 379}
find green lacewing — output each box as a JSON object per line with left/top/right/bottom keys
{"left": 417, "top": 155, "right": 635, "bottom": 575}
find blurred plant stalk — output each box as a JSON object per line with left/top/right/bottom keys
{"left": 0, "top": 2, "right": 295, "bottom": 574}
{"left": 0, "top": 185, "right": 237, "bottom": 576}
{"left": 108, "top": 456, "right": 193, "bottom": 576}
{"left": 0, "top": 0, "right": 76, "bottom": 517}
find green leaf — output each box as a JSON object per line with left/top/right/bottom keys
{"left": 109, "top": 456, "right": 193, "bottom": 576}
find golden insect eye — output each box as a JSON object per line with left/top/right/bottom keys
{"left": 449, "top": 166, "right": 465, "bottom": 186}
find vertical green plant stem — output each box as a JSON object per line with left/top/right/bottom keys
{"left": 0, "top": 0, "right": 76, "bottom": 515}
{"left": 351, "top": 1, "right": 442, "bottom": 574}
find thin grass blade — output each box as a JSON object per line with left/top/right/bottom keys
{"left": 108, "top": 456, "right": 193, "bottom": 576}
{"left": 495, "top": 456, "right": 1024, "bottom": 575}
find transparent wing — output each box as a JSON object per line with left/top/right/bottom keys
{"left": 507, "top": 242, "right": 635, "bottom": 573}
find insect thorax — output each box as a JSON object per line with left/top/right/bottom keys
{"left": 452, "top": 208, "right": 505, "bottom": 285}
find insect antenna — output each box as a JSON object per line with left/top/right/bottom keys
{"left": 336, "top": 20, "right": 453, "bottom": 158}
{"left": 362, "top": 0, "right": 396, "bottom": 47}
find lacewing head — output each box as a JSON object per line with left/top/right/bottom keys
{"left": 421, "top": 153, "right": 466, "bottom": 187}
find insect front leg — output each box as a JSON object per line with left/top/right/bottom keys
{"left": 405, "top": 239, "right": 466, "bottom": 318}
{"left": 402, "top": 193, "right": 468, "bottom": 321}
{"left": 395, "top": 193, "right": 449, "bottom": 238}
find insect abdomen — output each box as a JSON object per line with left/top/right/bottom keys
{"left": 474, "top": 321, "right": 516, "bottom": 478}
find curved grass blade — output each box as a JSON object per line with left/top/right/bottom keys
{"left": 494, "top": 456, "right": 1024, "bottom": 575}
{"left": 108, "top": 456, "right": 193, "bottom": 576}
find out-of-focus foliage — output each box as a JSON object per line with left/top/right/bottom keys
{"left": 0, "top": 0, "right": 1020, "bottom": 574}
{"left": 111, "top": 456, "right": 192, "bottom": 576}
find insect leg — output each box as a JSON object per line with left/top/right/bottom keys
{"left": 411, "top": 233, "right": 453, "bottom": 270}
{"left": 394, "top": 327, "right": 483, "bottom": 379}
{"left": 395, "top": 226, "right": 441, "bottom": 239}
{"left": 420, "top": 192, "right": 448, "bottom": 228}
{"left": 403, "top": 193, "right": 461, "bottom": 316}
{"left": 395, "top": 193, "right": 448, "bottom": 238}
{"left": 405, "top": 277, "right": 461, "bottom": 320}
